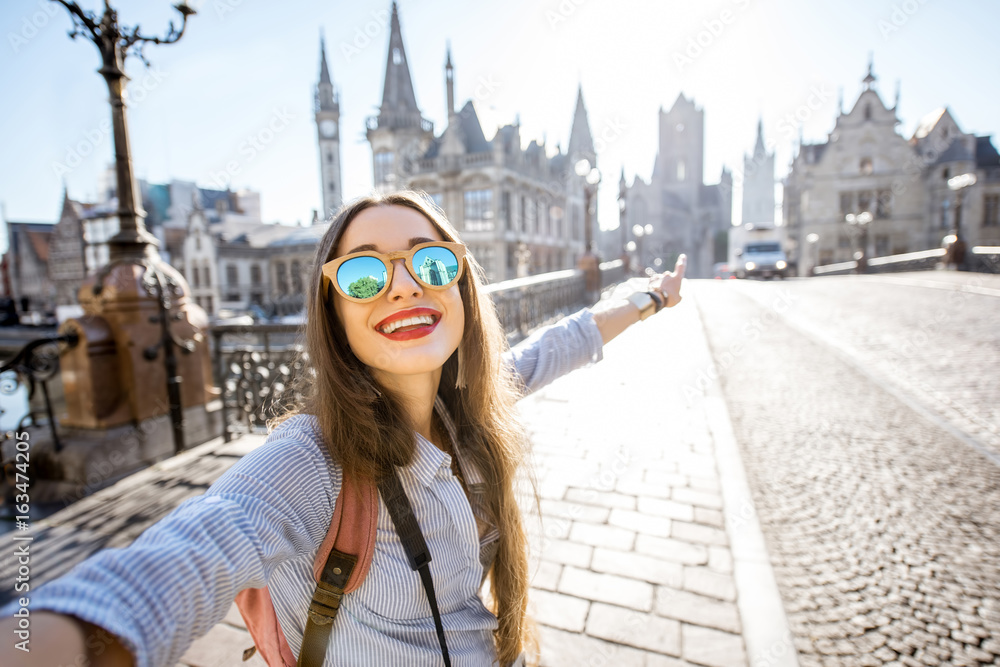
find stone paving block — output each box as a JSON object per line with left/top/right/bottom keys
{"left": 558, "top": 566, "right": 654, "bottom": 611}
{"left": 707, "top": 546, "right": 733, "bottom": 574}
{"left": 692, "top": 507, "right": 724, "bottom": 528}
{"left": 540, "top": 498, "right": 610, "bottom": 524}
{"left": 616, "top": 478, "right": 672, "bottom": 499}
{"left": 178, "top": 621, "right": 267, "bottom": 667}
{"left": 569, "top": 521, "right": 636, "bottom": 550}
{"left": 655, "top": 587, "right": 742, "bottom": 634}
{"left": 538, "top": 625, "right": 653, "bottom": 667}
{"left": 530, "top": 589, "right": 590, "bottom": 632}
{"left": 646, "top": 654, "right": 702, "bottom": 667}
{"left": 645, "top": 469, "right": 688, "bottom": 487}
{"left": 585, "top": 602, "right": 682, "bottom": 656}
{"left": 683, "top": 566, "right": 737, "bottom": 602}
{"left": 674, "top": 459, "right": 718, "bottom": 478}
{"left": 609, "top": 508, "right": 673, "bottom": 537}
{"left": 564, "top": 487, "right": 637, "bottom": 510}
{"left": 671, "top": 486, "right": 723, "bottom": 510}
{"left": 538, "top": 516, "right": 572, "bottom": 541}
{"left": 223, "top": 602, "right": 246, "bottom": 629}
{"left": 688, "top": 475, "right": 721, "bottom": 492}
{"left": 671, "top": 520, "right": 728, "bottom": 546}
{"left": 635, "top": 535, "right": 709, "bottom": 566}
{"left": 538, "top": 538, "right": 593, "bottom": 568}
{"left": 638, "top": 497, "right": 696, "bottom": 522}
{"left": 591, "top": 547, "right": 684, "bottom": 587}
{"left": 532, "top": 560, "right": 562, "bottom": 591}
{"left": 682, "top": 624, "right": 748, "bottom": 667}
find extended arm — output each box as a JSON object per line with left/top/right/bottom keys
{"left": 593, "top": 253, "right": 685, "bottom": 345}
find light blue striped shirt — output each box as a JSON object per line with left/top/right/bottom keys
{"left": 0, "top": 309, "right": 603, "bottom": 667}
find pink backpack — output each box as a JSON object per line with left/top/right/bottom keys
{"left": 235, "top": 472, "right": 379, "bottom": 666}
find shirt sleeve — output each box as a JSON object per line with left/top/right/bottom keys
{"left": 502, "top": 308, "right": 604, "bottom": 397}
{"left": 0, "top": 415, "right": 338, "bottom": 667}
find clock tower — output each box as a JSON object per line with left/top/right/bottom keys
{"left": 316, "top": 35, "right": 342, "bottom": 218}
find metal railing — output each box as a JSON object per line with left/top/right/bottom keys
{"left": 813, "top": 246, "right": 1000, "bottom": 276}
{"left": 0, "top": 333, "right": 78, "bottom": 452}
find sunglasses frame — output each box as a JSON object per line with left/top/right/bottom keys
{"left": 321, "top": 241, "right": 468, "bottom": 303}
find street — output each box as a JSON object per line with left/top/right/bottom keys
{"left": 696, "top": 273, "right": 1000, "bottom": 666}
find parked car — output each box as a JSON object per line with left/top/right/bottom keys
{"left": 735, "top": 241, "right": 789, "bottom": 279}
{"left": 713, "top": 263, "right": 735, "bottom": 279}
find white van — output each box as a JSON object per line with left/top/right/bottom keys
{"left": 735, "top": 241, "right": 789, "bottom": 279}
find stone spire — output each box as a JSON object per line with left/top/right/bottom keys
{"left": 445, "top": 42, "right": 455, "bottom": 118}
{"left": 754, "top": 116, "right": 766, "bottom": 157}
{"left": 567, "top": 84, "right": 595, "bottom": 158}
{"left": 316, "top": 33, "right": 336, "bottom": 112}
{"left": 378, "top": 2, "right": 422, "bottom": 126}
{"left": 862, "top": 53, "right": 876, "bottom": 91}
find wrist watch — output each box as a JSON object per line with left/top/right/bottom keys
{"left": 628, "top": 291, "right": 657, "bottom": 321}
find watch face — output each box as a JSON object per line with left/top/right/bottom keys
{"left": 320, "top": 120, "right": 337, "bottom": 138}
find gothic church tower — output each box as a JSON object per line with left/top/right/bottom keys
{"left": 366, "top": 2, "right": 434, "bottom": 191}
{"left": 316, "top": 35, "right": 342, "bottom": 218}
{"left": 742, "top": 118, "right": 775, "bottom": 227}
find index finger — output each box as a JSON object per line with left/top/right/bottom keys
{"left": 674, "top": 253, "right": 687, "bottom": 277}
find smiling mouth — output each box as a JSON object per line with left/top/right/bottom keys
{"left": 378, "top": 314, "right": 439, "bottom": 335}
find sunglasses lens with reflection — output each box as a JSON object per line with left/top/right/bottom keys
{"left": 337, "top": 256, "right": 388, "bottom": 299}
{"left": 412, "top": 246, "right": 460, "bottom": 287}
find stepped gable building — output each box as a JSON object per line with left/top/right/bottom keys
{"left": 783, "top": 60, "right": 1000, "bottom": 274}
{"left": 620, "top": 93, "right": 733, "bottom": 279}
{"left": 361, "top": 2, "right": 596, "bottom": 283}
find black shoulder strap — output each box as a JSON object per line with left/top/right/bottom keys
{"left": 377, "top": 468, "right": 452, "bottom": 667}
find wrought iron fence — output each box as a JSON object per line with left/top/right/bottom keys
{"left": 0, "top": 333, "right": 78, "bottom": 452}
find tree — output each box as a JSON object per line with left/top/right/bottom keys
{"left": 347, "top": 276, "right": 381, "bottom": 299}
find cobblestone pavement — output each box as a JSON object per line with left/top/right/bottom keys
{"left": 694, "top": 276, "right": 1000, "bottom": 667}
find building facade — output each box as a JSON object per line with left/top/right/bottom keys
{"left": 361, "top": 3, "right": 596, "bottom": 283}
{"left": 621, "top": 94, "right": 733, "bottom": 279}
{"left": 784, "top": 62, "right": 1000, "bottom": 274}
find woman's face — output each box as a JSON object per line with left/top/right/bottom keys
{"left": 331, "top": 204, "right": 465, "bottom": 382}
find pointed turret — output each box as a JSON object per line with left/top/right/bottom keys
{"left": 378, "top": 2, "right": 422, "bottom": 125}
{"left": 862, "top": 53, "right": 876, "bottom": 91}
{"left": 753, "top": 117, "right": 766, "bottom": 157}
{"left": 567, "top": 85, "right": 595, "bottom": 158}
{"left": 316, "top": 34, "right": 337, "bottom": 112}
{"left": 445, "top": 42, "right": 455, "bottom": 118}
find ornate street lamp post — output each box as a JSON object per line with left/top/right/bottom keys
{"left": 575, "top": 158, "right": 601, "bottom": 300}
{"left": 54, "top": 0, "right": 196, "bottom": 260}
{"left": 845, "top": 211, "right": 873, "bottom": 273}
{"left": 51, "top": 1, "right": 211, "bottom": 457}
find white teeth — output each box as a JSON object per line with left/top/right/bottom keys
{"left": 379, "top": 314, "right": 436, "bottom": 334}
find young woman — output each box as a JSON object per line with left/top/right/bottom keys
{"left": 0, "top": 191, "right": 685, "bottom": 666}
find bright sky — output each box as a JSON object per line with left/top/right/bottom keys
{"left": 2, "top": 0, "right": 998, "bottom": 255}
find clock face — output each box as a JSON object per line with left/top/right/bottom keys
{"left": 320, "top": 119, "right": 337, "bottom": 138}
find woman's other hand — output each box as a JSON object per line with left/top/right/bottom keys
{"left": 650, "top": 253, "right": 686, "bottom": 307}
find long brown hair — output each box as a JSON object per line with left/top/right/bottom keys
{"left": 276, "top": 191, "right": 533, "bottom": 664}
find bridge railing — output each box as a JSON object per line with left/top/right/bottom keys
{"left": 813, "top": 246, "right": 1000, "bottom": 276}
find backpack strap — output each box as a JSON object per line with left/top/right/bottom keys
{"left": 377, "top": 468, "right": 452, "bottom": 667}
{"left": 297, "top": 472, "right": 379, "bottom": 666}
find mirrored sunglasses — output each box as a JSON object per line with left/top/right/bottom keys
{"left": 321, "top": 241, "right": 467, "bottom": 302}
